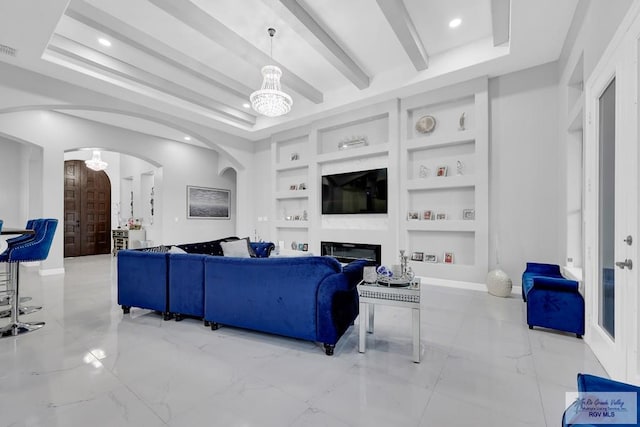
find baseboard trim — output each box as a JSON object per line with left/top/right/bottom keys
{"left": 39, "top": 268, "right": 65, "bottom": 276}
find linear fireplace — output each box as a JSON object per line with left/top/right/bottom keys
{"left": 321, "top": 241, "right": 381, "bottom": 265}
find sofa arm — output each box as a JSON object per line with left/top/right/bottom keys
{"left": 250, "top": 241, "right": 275, "bottom": 258}
{"left": 531, "top": 276, "right": 579, "bottom": 293}
{"left": 341, "top": 259, "right": 369, "bottom": 289}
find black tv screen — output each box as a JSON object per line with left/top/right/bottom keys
{"left": 322, "top": 168, "right": 388, "bottom": 214}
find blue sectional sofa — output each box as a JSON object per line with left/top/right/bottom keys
{"left": 117, "top": 237, "right": 367, "bottom": 355}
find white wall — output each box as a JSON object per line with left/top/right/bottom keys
{"left": 0, "top": 111, "right": 239, "bottom": 271}
{"left": 488, "top": 62, "right": 561, "bottom": 282}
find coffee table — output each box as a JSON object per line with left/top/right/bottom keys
{"left": 357, "top": 281, "right": 421, "bottom": 363}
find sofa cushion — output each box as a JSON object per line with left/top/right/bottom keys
{"left": 169, "top": 245, "right": 187, "bottom": 254}
{"left": 178, "top": 236, "right": 239, "bottom": 256}
{"left": 221, "top": 238, "right": 253, "bottom": 258}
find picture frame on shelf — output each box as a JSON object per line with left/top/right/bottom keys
{"left": 424, "top": 254, "right": 437, "bottom": 263}
{"left": 407, "top": 211, "right": 420, "bottom": 220}
{"left": 289, "top": 184, "right": 297, "bottom": 190}
{"left": 410, "top": 251, "right": 424, "bottom": 261}
{"left": 444, "top": 252, "right": 454, "bottom": 264}
{"left": 436, "top": 166, "right": 448, "bottom": 177}
{"left": 302, "top": 243, "right": 309, "bottom": 251}
{"left": 423, "top": 210, "right": 433, "bottom": 220}
{"left": 186, "top": 186, "right": 230, "bottom": 220}
{"left": 463, "top": 209, "right": 475, "bottom": 220}
{"left": 298, "top": 182, "right": 307, "bottom": 190}
{"left": 436, "top": 213, "right": 447, "bottom": 220}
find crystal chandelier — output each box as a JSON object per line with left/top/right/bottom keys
{"left": 85, "top": 151, "right": 108, "bottom": 171}
{"left": 249, "top": 28, "right": 293, "bottom": 117}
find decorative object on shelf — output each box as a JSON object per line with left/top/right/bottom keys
{"left": 436, "top": 166, "right": 448, "bottom": 177}
{"left": 458, "top": 112, "right": 466, "bottom": 131}
{"left": 249, "top": 28, "right": 292, "bottom": 117}
{"left": 436, "top": 213, "right": 447, "bottom": 220}
{"left": 424, "top": 254, "right": 437, "bottom": 263}
{"left": 85, "top": 150, "right": 108, "bottom": 171}
{"left": 462, "top": 209, "right": 475, "bottom": 220}
{"left": 456, "top": 160, "right": 464, "bottom": 175}
{"left": 363, "top": 266, "right": 378, "bottom": 283}
{"left": 130, "top": 191, "right": 134, "bottom": 218}
{"left": 444, "top": 252, "right": 454, "bottom": 264}
{"left": 298, "top": 243, "right": 304, "bottom": 251}
{"left": 302, "top": 243, "right": 308, "bottom": 251}
{"left": 338, "top": 135, "right": 368, "bottom": 150}
{"left": 291, "top": 241, "right": 297, "bottom": 250}
{"left": 298, "top": 182, "right": 306, "bottom": 190}
{"left": 415, "top": 115, "right": 436, "bottom": 134}
{"left": 293, "top": 215, "right": 301, "bottom": 220}
{"left": 289, "top": 184, "right": 297, "bottom": 190}
{"left": 486, "top": 269, "right": 513, "bottom": 297}
{"left": 187, "top": 186, "right": 230, "bottom": 219}
{"left": 407, "top": 211, "right": 420, "bottom": 220}
{"left": 418, "top": 165, "right": 430, "bottom": 178}
{"left": 290, "top": 152, "right": 299, "bottom": 161}
{"left": 422, "top": 210, "right": 433, "bottom": 220}
{"left": 302, "top": 210, "right": 308, "bottom": 221}
{"left": 410, "top": 251, "right": 424, "bottom": 261}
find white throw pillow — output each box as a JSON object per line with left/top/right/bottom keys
{"left": 220, "top": 239, "right": 252, "bottom": 258}
{"left": 169, "top": 246, "right": 187, "bottom": 254}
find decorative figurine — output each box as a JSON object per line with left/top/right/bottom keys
{"left": 458, "top": 112, "right": 466, "bottom": 131}
{"left": 456, "top": 160, "right": 464, "bottom": 176}
{"left": 418, "top": 165, "right": 430, "bottom": 178}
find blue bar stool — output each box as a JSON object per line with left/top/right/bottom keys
{"left": 0, "top": 219, "right": 42, "bottom": 315}
{"left": 0, "top": 218, "right": 57, "bottom": 337}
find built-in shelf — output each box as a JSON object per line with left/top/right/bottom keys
{"left": 275, "top": 190, "right": 309, "bottom": 200}
{"left": 275, "top": 220, "right": 309, "bottom": 229}
{"left": 406, "top": 130, "right": 475, "bottom": 151}
{"left": 406, "top": 175, "right": 475, "bottom": 191}
{"left": 316, "top": 143, "right": 389, "bottom": 164}
{"left": 406, "top": 220, "right": 475, "bottom": 232}
{"left": 275, "top": 161, "right": 309, "bottom": 172}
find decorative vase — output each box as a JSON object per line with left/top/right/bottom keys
{"left": 486, "top": 269, "right": 513, "bottom": 298}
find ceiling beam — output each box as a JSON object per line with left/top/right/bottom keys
{"left": 65, "top": 0, "right": 253, "bottom": 100}
{"left": 148, "top": 0, "right": 324, "bottom": 104}
{"left": 48, "top": 35, "right": 256, "bottom": 126}
{"left": 376, "top": 0, "right": 428, "bottom": 71}
{"left": 491, "top": 0, "right": 510, "bottom": 46}
{"left": 266, "top": 0, "right": 369, "bottom": 90}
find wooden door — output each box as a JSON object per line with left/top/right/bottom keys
{"left": 64, "top": 160, "right": 111, "bottom": 257}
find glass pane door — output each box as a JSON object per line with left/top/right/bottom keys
{"left": 598, "top": 78, "right": 615, "bottom": 338}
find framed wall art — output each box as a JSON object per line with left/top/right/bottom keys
{"left": 187, "top": 186, "right": 230, "bottom": 219}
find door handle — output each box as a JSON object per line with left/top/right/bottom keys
{"left": 615, "top": 259, "right": 633, "bottom": 270}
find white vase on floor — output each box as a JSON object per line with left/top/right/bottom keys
{"left": 486, "top": 269, "right": 513, "bottom": 297}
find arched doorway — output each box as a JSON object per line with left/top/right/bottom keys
{"left": 64, "top": 160, "right": 111, "bottom": 257}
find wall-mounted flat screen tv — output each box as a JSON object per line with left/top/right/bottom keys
{"left": 322, "top": 168, "right": 388, "bottom": 214}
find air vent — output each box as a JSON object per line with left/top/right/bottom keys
{"left": 0, "top": 44, "right": 17, "bottom": 57}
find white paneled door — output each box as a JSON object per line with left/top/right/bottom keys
{"left": 585, "top": 4, "right": 640, "bottom": 383}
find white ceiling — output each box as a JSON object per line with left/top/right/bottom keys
{"left": 0, "top": 0, "right": 578, "bottom": 143}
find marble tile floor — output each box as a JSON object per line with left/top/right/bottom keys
{"left": 0, "top": 255, "right": 607, "bottom": 427}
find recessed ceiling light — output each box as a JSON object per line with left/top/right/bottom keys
{"left": 98, "top": 38, "right": 111, "bottom": 47}
{"left": 242, "top": 103, "right": 251, "bottom": 109}
{"left": 184, "top": 136, "right": 191, "bottom": 141}
{"left": 449, "top": 18, "right": 462, "bottom": 29}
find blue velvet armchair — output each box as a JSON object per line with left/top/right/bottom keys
{"left": 522, "top": 262, "right": 564, "bottom": 301}
{"left": 563, "top": 374, "right": 640, "bottom": 426}
{"left": 527, "top": 276, "right": 584, "bottom": 338}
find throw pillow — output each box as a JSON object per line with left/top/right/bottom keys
{"left": 168, "top": 246, "right": 187, "bottom": 254}
{"left": 221, "top": 238, "right": 253, "bottom": 258}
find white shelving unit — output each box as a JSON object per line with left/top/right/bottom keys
{"left": 399, "top": 77, "right": 489, "bottom": 282}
